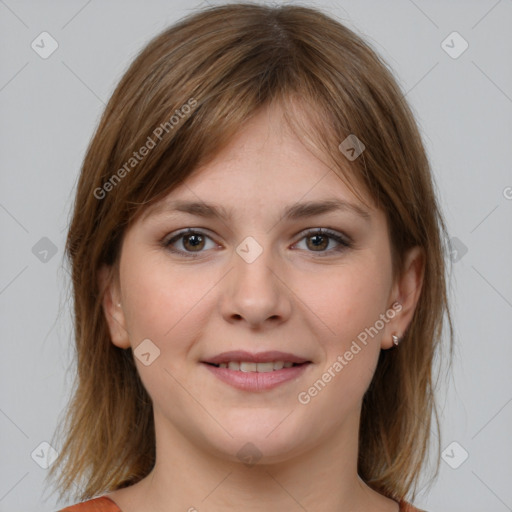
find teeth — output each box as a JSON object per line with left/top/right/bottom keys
{"left": 255, "top": 362, "right": 274, "bottom": 372}
{"left": 216, "top": 361, "right": 298, "bottom": 372}
{"left": 240, "top": 362, "right": 257, "bottom": 372}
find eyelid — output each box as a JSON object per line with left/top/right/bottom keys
{"left": 296, "top": 227, "right": 352, "bottom": 244}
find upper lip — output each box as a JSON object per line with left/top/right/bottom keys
{"left": 202, "top": 350, "right": 310, "bottom": 365}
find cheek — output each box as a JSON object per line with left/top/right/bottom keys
{"left": 118, "top": 255, "right": 213, "bottom": 402}
{"left": 303, "top": 261, "right": 390, "bottom": 346}
{"left": 120, "top": 252, "right": 217, "bottom": 349}
{"left": 318, "top": 259, "right": 392, "bottom": 397}
{"left": 296, "top": 259, "right": 390, "bottom": 404}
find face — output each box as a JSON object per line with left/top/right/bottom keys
{"left": 101, "top": 104, "right": 422, "bottom": 465}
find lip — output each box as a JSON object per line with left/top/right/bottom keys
{"left": 201, "top": 362, "right": 311, "bottom": 391}
{"left": 200, "top": 350, "right": 312, "bottom": 392}
{"left": 202, "top": 350, "right": 310, "bottom": 365}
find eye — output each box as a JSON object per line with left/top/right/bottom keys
{"left": 163, "top": 228, "right": 218, "bottom": 257}
{"left": 294, "top": 228, "right": 352, "bottom": 256}
{"left": 162, "top": 227, "right": 353, "bottom": 258}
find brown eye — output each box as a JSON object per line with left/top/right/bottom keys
{"left": 164, "top": 229, "right": 217, "bottom": 257}
{"left": 295, "top": 228, "right": 352, "bottom": 256}
{"left": 306, "top": 233, "right": 329, "bottom": 251}
{"left": 181, "top": 233, "right": 205, "bottom": 251}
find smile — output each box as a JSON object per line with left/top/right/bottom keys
{"left": 201, "top": 361, "right": 311, "bottom": 391}
{"left": 206, "top": 361, "right": 300, "bottom": 372}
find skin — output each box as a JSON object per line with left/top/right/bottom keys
{"left": 99, "top": 104, "right": 424, "bottom": 512}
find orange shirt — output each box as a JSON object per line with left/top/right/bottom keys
{"left": 58, "top": 495, "right": 427, "bottom": 511}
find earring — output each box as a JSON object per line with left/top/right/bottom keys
{"left": 117, "top": 302, "right": 121, "bottom": 307}
{"left": 392, "top": 334, "right": 400, "bottom": 347}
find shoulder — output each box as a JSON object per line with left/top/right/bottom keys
{"left": 57, "top": 496, "right": 122, "bottom": 512}
{"left": 400, "top": 499, "right": 428, "bottom": 512}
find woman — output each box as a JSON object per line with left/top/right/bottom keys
{"left": 49, "top": 3, "right": 453, "bottom": 511}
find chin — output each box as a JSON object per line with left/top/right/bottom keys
{"left": 200, "top": 414, "right": 315, "bottom": 465}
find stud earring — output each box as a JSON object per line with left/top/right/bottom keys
{"left": 117, "top": 303, "right": 121, "bottom": 307}
{"left": 392, "top": 334, "right": 400, "bottom": 347}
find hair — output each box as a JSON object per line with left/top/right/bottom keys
{"left": 47, "top": 1, "right": 454, "bottom": 506}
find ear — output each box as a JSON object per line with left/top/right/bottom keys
{"left": 97, "top": 263, "right": 131, "bottom": 349}
{"left": 382, "top": 246, "right": 425, "bottom": 349}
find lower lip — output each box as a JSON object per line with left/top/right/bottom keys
{"left": 201, "top": 362, "right": 311, "bottom": 391}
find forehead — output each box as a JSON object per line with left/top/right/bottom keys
{"left": 141, "top": 104, "right": 376, "bottom": 222}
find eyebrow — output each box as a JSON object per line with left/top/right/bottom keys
{"left": 145, "top": 198, "right": 372, "bottom": 223}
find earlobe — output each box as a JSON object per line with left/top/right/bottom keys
{"left": 383, "top": 246, "right": 425, "bottom": 350}
{"left": 97, "top": 264, "right": 131, "bottom": 349}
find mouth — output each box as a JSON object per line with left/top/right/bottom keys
{"left": 203, "top": 361, "right": 308, "bottom": 372}
{"left": 201, "top": 350, "right": 312, "bottom": 391}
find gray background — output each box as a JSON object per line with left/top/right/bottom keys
{"left": 1, "top": 0, "right": 511, "bottom": 511}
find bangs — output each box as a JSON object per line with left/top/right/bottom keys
{"left": 100, "top": 23, "right": 378, "bottom": 243}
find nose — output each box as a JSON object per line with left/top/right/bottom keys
{"left": 220, "top": 238, "right": 292, "bottom": 329}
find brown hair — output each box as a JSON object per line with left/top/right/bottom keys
{"left": 48, "top": 1, "right": 454, "bottom": 505}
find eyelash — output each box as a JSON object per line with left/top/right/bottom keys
{"left": 162, "top": 228, "right": 353, "bottom": 258}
